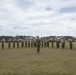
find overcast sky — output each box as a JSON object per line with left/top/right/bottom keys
{"left": 0, "top": 0, "right": 76, "bottom": 37}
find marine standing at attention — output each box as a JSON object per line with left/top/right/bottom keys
{"left": 36, "top": 36, "right": 41, "bottom": 53}
{"left": 69, "top": 38, "right": 73, "bottom": 50}
{"left": 56, "top": 37, "right": 60, "bottom": 48}
{"left": 8, "top": 38, "right": 11, "bottom": 49}
{"left": 61, "top": 39, "right": 65, "bottom": 49}
{"left": 1, "top": 39, "right": 5, "bottom": 49}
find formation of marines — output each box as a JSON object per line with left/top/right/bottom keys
{"left": 0, "top": 36, "right": 74, "bottom": 51}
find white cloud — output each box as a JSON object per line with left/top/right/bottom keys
{"left": 0, "top": 0, "right": 76, "bottom": 36}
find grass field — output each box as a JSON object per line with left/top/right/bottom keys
{"left": 0, "top": 47, "right": 76, "bottom": 75}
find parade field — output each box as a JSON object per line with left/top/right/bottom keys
{"left": 0, "top": 47, "right": 76, "bottom": 75}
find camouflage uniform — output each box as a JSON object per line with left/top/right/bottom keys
{"left": 28, "top": 41, "right": 30, "bottom": 47}
{"left": 25, "top": 40, "right": 27, "bottom": 47}
{"left": 17, "top": 40, "right": 19, "bottom": 48}
{"left": 56, "top": 41, "right": 59, "bottom": 48}
{"left": 1, "top": 39, "right": 5, "bottom": 49}
{"left": 69, "top": 38, "right": 73, "bottom": 50}
{"left": 8, "top": 39, "right": 11, "bottom": 49}
{"left": 51, "top": 41, "right": 54, "bottom": 48}
{"left": 47, "top": 42, "right": 49, "bottom": 47}
{"left": 56, "top": 37, "right": 60, "bottom": 48}
{"left": 13, "top": 40, "right": 15, "bottom": 48}
{"left": 36, "top": 36, "right": 41, "bottom": 53}
{"left": 31, "top": 41, "right": 33, "bottom": 47}
{"left": 34, "top": 41, "right": 36, "bottom": 47}
{"left": 61, "top": 39, "right": 65, "bottom": 49}
{"left": 51, "top": 38, "right": 54, "bottom": 48}
{"left": 70, "top": 41, "right": 73, "bottom": 49}
{"left": 21, "top": 40, "right": 24, "bottom": 48}
{"left": 44, "top": 41, "right": 46, "bottom": 47}
{"left": 41, "top": 41, "right": 44, "bottom": 47}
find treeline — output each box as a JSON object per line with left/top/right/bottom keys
{"left": 0, "top": 35, "right": 76, "bottom": 41}
{"left": 41, "top": 36, "right": 76, "bottom": 41}
{"left": 0, "top": 36, "right": 34, "bottom": 41}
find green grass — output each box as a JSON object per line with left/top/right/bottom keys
{"left": 0, "top": 47, "right": 76, "bottom": 75}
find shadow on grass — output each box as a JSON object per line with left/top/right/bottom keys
{"left": 31, "top": 71, "right": 76, "bottom": 75}
{"left": 1, "top": 72, "right": 76, "bottom": 75}
{"left": 1, "top": 72, "right": 20, "bottom": 75}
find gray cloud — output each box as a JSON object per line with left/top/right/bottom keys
{"left": 70, "top": 18, "right": 76, "bottom": 20}
{"left": 45, "top": 7, "right": 52, "bottom": 11}
{"left": 60, "top": 6, "right": 76, "bottom": 13}
{"left": 0, "top": 0, "right": 5, "bottom": 5}
{"left": 15, "top": 0, "right": 34, "bottom": 9}
{"left": 12, "top": 26, "right": 29, "bottom": 30}
{"left": 67, "top": 27, "right": 74, "bottom": 29}
{"left": 62, "top": 0, "right": 70, "bottom": 1}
